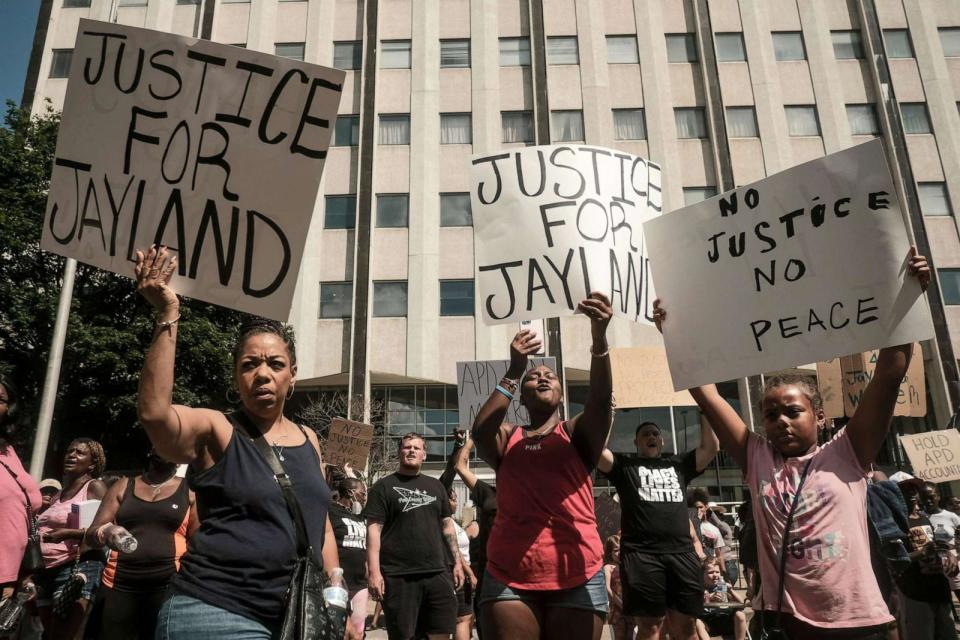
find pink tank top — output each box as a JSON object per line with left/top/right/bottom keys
{"left": 38, "top": 480, "right": 93, "bottom": 568}
{"left": 747, "top": 429, "right": 893, "bottom": 629}
{"left": 486, "top": 423, "right": 604, "bottom": 590}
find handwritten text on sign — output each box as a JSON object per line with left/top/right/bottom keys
{"left": 41, "top": 20, "right": 345, "bottom": 320}
{"left": 456, "top": 358, "right": 556, "bottom": 429}
{"left": 325, "top": 418, "right": 375, "bottom": 472}
{"left": 899, "top": 430, "right": 960, "bottom": 484}
{"left": 815, "top": 345, "right": 925, "bottom": 418}
{"left": 471, "top": 145, "right": 661, "bottom": 325}
{"left": 643, "top": 140, "right": 934, "bottom": 390}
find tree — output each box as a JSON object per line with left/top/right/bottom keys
{"left": 0, "top": 102, "right": 245, "bottom": 474}
{"left": 295, "top": 390, "right": 396, "bottom": 481}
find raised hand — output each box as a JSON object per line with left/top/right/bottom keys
{"left": 577, "top": 292, "right": 613, "bottom": 338}
{"left": 134, "top": 245, "right": 179, "bottom": 310}
{"left": 907, "top": 246, "right": 931, "bottom": 292}
{"left": 509, "top": 328, "right": 543, "bottom": 375}
{"left": 652, "top": 298, "right": 666, "bottom": 334}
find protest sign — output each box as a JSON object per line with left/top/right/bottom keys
{"left": 643, "top": 139, "right": 934, "bottom": 391}
{"left": 456, "top": 357, "right": 556, "bottom": 429}
{"left": 899, "top": 430, "right": 960, "bottom": 483}
{"left": 471, "top": 145, "right": 662, "bottom": 325}
{"left": 816, "top": 359, "right": 845, "bottom": 418}
{"left": 41, "top": 20, "right": 344, "bottom": 320}
{"left": 609, "top": 347, "right": 693, "bottom": 408}
{"left": 816, "top": 345, "right": 926, "bottom": 418}
{"left": 325, "top": 418, "right": 375, "bottom": 471}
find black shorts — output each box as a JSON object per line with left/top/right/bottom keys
{"left": 456, "top": 579, "right": 474, "bottom": 618}
{"left": 620, "top": 550, "right": 703, "bottom": 618}
{"left": 382, "top": 571, "right": 458, "bottom": 639}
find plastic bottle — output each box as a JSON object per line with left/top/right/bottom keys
{"left": 934, "top": 524, "right": 953, "bottom": 572}
{"left": 709, "top": 577, "right": 728, "bottom": 602}
{"left": 323, "top": 568, "right": 349, "bottom": 609}
{"left": 111, "top": 528, "right": 139, "bottom": 553}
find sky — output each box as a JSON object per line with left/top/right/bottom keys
{"left": 0, "top": 0, "right": 42, "bottom": 107}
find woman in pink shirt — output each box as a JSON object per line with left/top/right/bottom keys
{"left": 0, "top": 375, "right": 42, "bottom": 600}
{"left": 653, "top": 250, "right": 930, "bottom": 640}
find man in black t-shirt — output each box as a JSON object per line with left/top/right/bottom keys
{"left": 598, "top": 420, "right": 718, "bottom": 640}
{"left": 330, "top": 476, "right": 369, "bottom": 639}
{"left": 364, "top": 433, "right": 464, "bottom": 640}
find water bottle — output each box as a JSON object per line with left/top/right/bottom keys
{"left": 111, "top": 528, "right": 138, "bottom": 553}
{"left": 710, "top": 578, "right": 728, "bottom": 602}
{"left": 934, "top": 524, "right": 953, "bottom": 572}
{"left": 323, "top": 567, "right": 349, "bottom": 609}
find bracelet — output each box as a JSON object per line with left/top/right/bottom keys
{"left": 590, "top": 345, "right": 609, "bottom": 358}
{"left": 96, "top": 524, "right": 112, "bottom": 544}
{"left": 156, "top": 313, "right": 181, "bottom": 333}
{"left": 494, "top": 385, "right": 514, "bottom": 401}
{"left": 498, "top": 377, "right": 518, "bottom": 392}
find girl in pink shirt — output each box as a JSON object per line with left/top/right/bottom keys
{"left": 653, "top": 250, "right": 930, "bottom": 640}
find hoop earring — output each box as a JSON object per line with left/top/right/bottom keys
{"left": 226, "top": 387, "right": 240, "bottom": 404}
{"left": 286, "top": 386, "right": 295, "bottom": 400}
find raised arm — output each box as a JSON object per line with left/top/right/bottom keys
{"left": 694, "top": 418, "right": 720, "bottom": 473}
{"left": 454, "top": 435, "right": 480, "bottom": 491}
{"left": 569, "top": 292, "right": 615, "bottom": 466}
{"left": 135, "top": 246, "right": 219, "bottom": 464}
{"left": 848, "top": 250, "right": 929, "bottom": 468}
{"left": 472, "top": 330, "right": 541, "bottom": 469}
{"left": 439, "top": 430, "right": 467, "bottom": 492}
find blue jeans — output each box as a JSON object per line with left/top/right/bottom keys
{"left": 477, "top": 568, "right": 609, "bottom": 614}
{"left": 155, "top": 591, "right": 275, "bottom": 640}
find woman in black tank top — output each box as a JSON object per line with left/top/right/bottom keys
{"left": 85, "top": 451, "right": 198, "bottom": 640}
{"left": 131, "top": 246, "right": 341, "bottom": 639}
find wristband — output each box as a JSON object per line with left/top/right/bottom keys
{"left": 494, "top": 385, "right": 514, "bottom": 401}
{"left": 156, "top": 313, "right": 181, "bottom": 333}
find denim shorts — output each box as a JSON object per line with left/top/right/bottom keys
{"left": 34, "top": 559, "right": 102, "bottom": 606}
{"left": 156, "top": 591, "right": 275, "bottom": 640}
{"left": 477, "top": 568, "right": 608, "bottom": 614}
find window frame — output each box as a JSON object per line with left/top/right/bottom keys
{"left": 501, "top": 110, "right": 535, "bottom": 144}
{"left": 333, "top": 115, "right": 360, "bottom": 147}
{"left": 274, "top": 42, "right": 305, "bottom": 61}
{"left": 883, "top": 29, "right": 914, "bottom": 59}
{"left": 440, "top": 39, "right": 471, "bottom": 68}
{"left": 674, "top": 107, "right": 708, "bottom": 139}
{"left": 381, "top": 40, "right": 412, "bottom": 69}
{"left": 379, "top": 114, "right": 411, "bottom": 145}
{"left": 715, "top": 32, "right": 747, "bottom": 62}
{"left": 900, "top": 103, "right": 932, "bottom": 134}
{"left": 333, "top": 41, "right": 362, "bottom": 70}
{"left": 319, "top": 281, "right": 353, "bottom": 319}
{"left": 918, "top": 182, "right": 953, "bottom": 216}
{"left": 725, "top": 106, "right": 759, "bottom": 138}
{"left": 606, "top": 35, "right": 639, "bottom": 64}
{"left": 324, "top": 195, "right": 357, "bottom": 230}
{"left": 612, "top": 108, "right": 647, "bottom": 141}
{"left": 940, "top": 27, "right": 960, "bottom": 58}
{"left": 551, "top": 110, "right": 585, "bottom": 143}
{"left": 373, "top": 281, "right": 409, "bottom": 318}
{"left": 831, "top": 30, "right": 864, "bottom": 60}
{"left": 440, "top": 113, "right": 473, "bottom": 145}
{"left": 846, "top": 104, "right": 880, "bottom": 136}
{"left": 375, "top": 194, "right": 410, "bottom": 228}
{"left": 665, "top": 33, "right": 698, "bottom": 63}
{"left": 440, "top": 193, "right": 473, "bottom": 227}
{"left": 784, "top": 105, "right": 821, "bottom": 137}
{"left": 939, "top": 269, "right": 960, "bottom": 304}
{"left": 499, "top": 37, "right": 531, "bottom": 67}
{"left": 772, "top": 31, "right": 806, "bottom": 61}
{"left": 49, "top": 49, "right": 73, "bottom": 78}
{"left": 439, "top": 279, "right": 475, "bottom": 317}
{"left": 546, "top": 36, "right": 579, "bottom": 65}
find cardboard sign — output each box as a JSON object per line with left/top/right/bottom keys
{"left": 325, "top": 418, "right": 375, "bottom": 471}
{"left": 899, "top": 430, "right": 960, "bottom": 483}
{"left": 41, "top": 20, "right": 345, "bottom": 320}
{"left": 816, "top": 358, "right": 845, "bottom": 418}
{"left": 815, "top": 345, "right": 926, "bottom": 418}
{"left": 643, "top": 140, "right": 934, "bottom": 390}
{"left": 456, "top": 358, "right": 557, "bottom": 429}
{"left": 471, "top": 145, "right": 662, "bottom": 325}
{"left": 609, "top": 347, "right": 694, "bottom": 408}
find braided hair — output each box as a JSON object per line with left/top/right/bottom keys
{"left": 70, "top": 437, "right": 106, "bottom": 478}
{"left": 232, "top": 317, "right": 297, "bottom": 366}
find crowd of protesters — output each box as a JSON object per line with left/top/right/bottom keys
{"left": 0, "top": 245, "right": 956, "bottom": 640}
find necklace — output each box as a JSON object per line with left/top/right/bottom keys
{"left": 271, "top": 444, "right": 285, "bottom": 461}
{"left": 143, "top": 474, "right": 175, "bottom": 498}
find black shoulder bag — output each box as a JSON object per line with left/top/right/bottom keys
{"left": 0, "top": 459, "right": 44, "bottom": 576}
{"left": 231, "top": 413, "right": 346, "bottom": 640}
{"left": 760, "top": 458, "right": 813, "bottom": 640}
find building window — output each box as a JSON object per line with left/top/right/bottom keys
{"left": 381, "top": 40, "right": 412, "bottom": 69}
{"left": 607, "top": 35, "right": 639, "bottom": 64}
{"left": 440, "top": 280, "right": 475, "bottom": 316}
{"left": 715, "top": 33, "right": 746, "bottom": 62}
{"left": 373, "top": 282, "right": 408, "bottom": 317}
{"left": 499, "top": 37, "right": 530, "bottom": 66}
{"left": 372, "top": 385, "right": 462, "bottom": 460}
{"left": 49, "top": 49, "right": 73, "bottom": 78}
{"left": 551, "top": 110, "right": 585, "bottom": 142}
{"left": 376, "top": 194, "right": 409, "bottom": 228}
{"left": 665, "top": 34, "right": 698, "bottom": 63}
{"left": 785, "top": 105, "right": 820, "bottom": 136}
{"left": 333, "top": 41, "right": 362, "bottom": 70}
{"left": 940, "top": 28, "right": 960, "bottom": 57}
{"left": 176, "top": 0, "right": 199, "bottom": 4}
{"left": 440, "top": 113, "right": 472, "bottom": 144}
{"left": 772, "top": 32, "right": 806, "bottom": 61}
{"left": 502, "top": 111, "right": 534, "bottom": 143}
{"left": 325, "top": 195, "right": 356, "bottom": 229}
{"left": 726, "top": 106, "right": 758, "bottom": 138}
{"left": 440, "top": 193, "right": 472, "bottom": 227}
{"left": 221, "top": 0, "right": 249, "bottom": 3}
{"left": 547, "top": 36, "right": 579, "bottom": 65}
{"left": 319, "top": 282, "right": 352, "bottom": 319}
{"left": 440, "top": 39, "right": 470, "bottom": 68}
{"left": 674, "top": 108, "right": 707, "bottom": 139}
{"left": 118, "top": 0, "right": 148, "bottom": 5}
{"left": 379, "top": 114, "right": 410, "bottom": 145}
{"left": 275, "top": 42, "right": 305, "bottom": 61}
{"left": 831, "top": 30, "right": 864, "bottom": 60}
{"left": 901, "top": 103, "right": 931, "bottom": 134}
{"left": 884, "top": 29, "right": 914, "bottom": 58}
{"left": 63, "top": 0, "right": 91, "bottom": 6}
{"left": 613, "top": 109, "right": 646, "bottom": 140}
{"left": 683, "top": 187, "right": 718, "bottom": 205}
{"left": 918, "top": 182, "right": 952, "bottom": 216}
{"left": 846, "top": 104, "right": 880, "bottom": 136}
{"left": 940, "top": 270, "right": 960, "bottom": 304}
{"left": 334, "top": 115, "right": 360, "bottom": 147}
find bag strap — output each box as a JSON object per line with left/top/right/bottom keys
{"left": 0, "top": 459, "right": 37, "bottom": 530}
{"left": 771, "top": 458, "right": 814, "bottom": 628}
{"left": 229, "top": 412, "right": 312, "bottom": 558}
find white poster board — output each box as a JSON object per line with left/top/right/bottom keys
{"left": 643, "top": 140, "right": 934, "bottom": 390}
{"left": 899, "top": 430, "right": 960, "bottom": 484}
{"left": 41, "top": 20, "right": 345, "bottom": 320}
{"left": 456, "top": 358, "right": 556, "bottom": 429}
{"left": 471, "top": 145, "right": 662, "bottom": 325}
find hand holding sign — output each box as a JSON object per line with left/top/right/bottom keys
{"left": 135, "top": 245, "right": 179, "bottom": 311}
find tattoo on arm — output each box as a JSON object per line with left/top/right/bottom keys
{"left": 442, "top": 519, "right": 460, "bottom": 560}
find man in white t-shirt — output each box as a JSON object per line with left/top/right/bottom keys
{"left": 921, "top": 481, "right": 960, "bottom": 598}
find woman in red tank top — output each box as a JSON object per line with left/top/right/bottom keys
{"left": 472, "top": 292, "right": 614, "bottom": 640}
